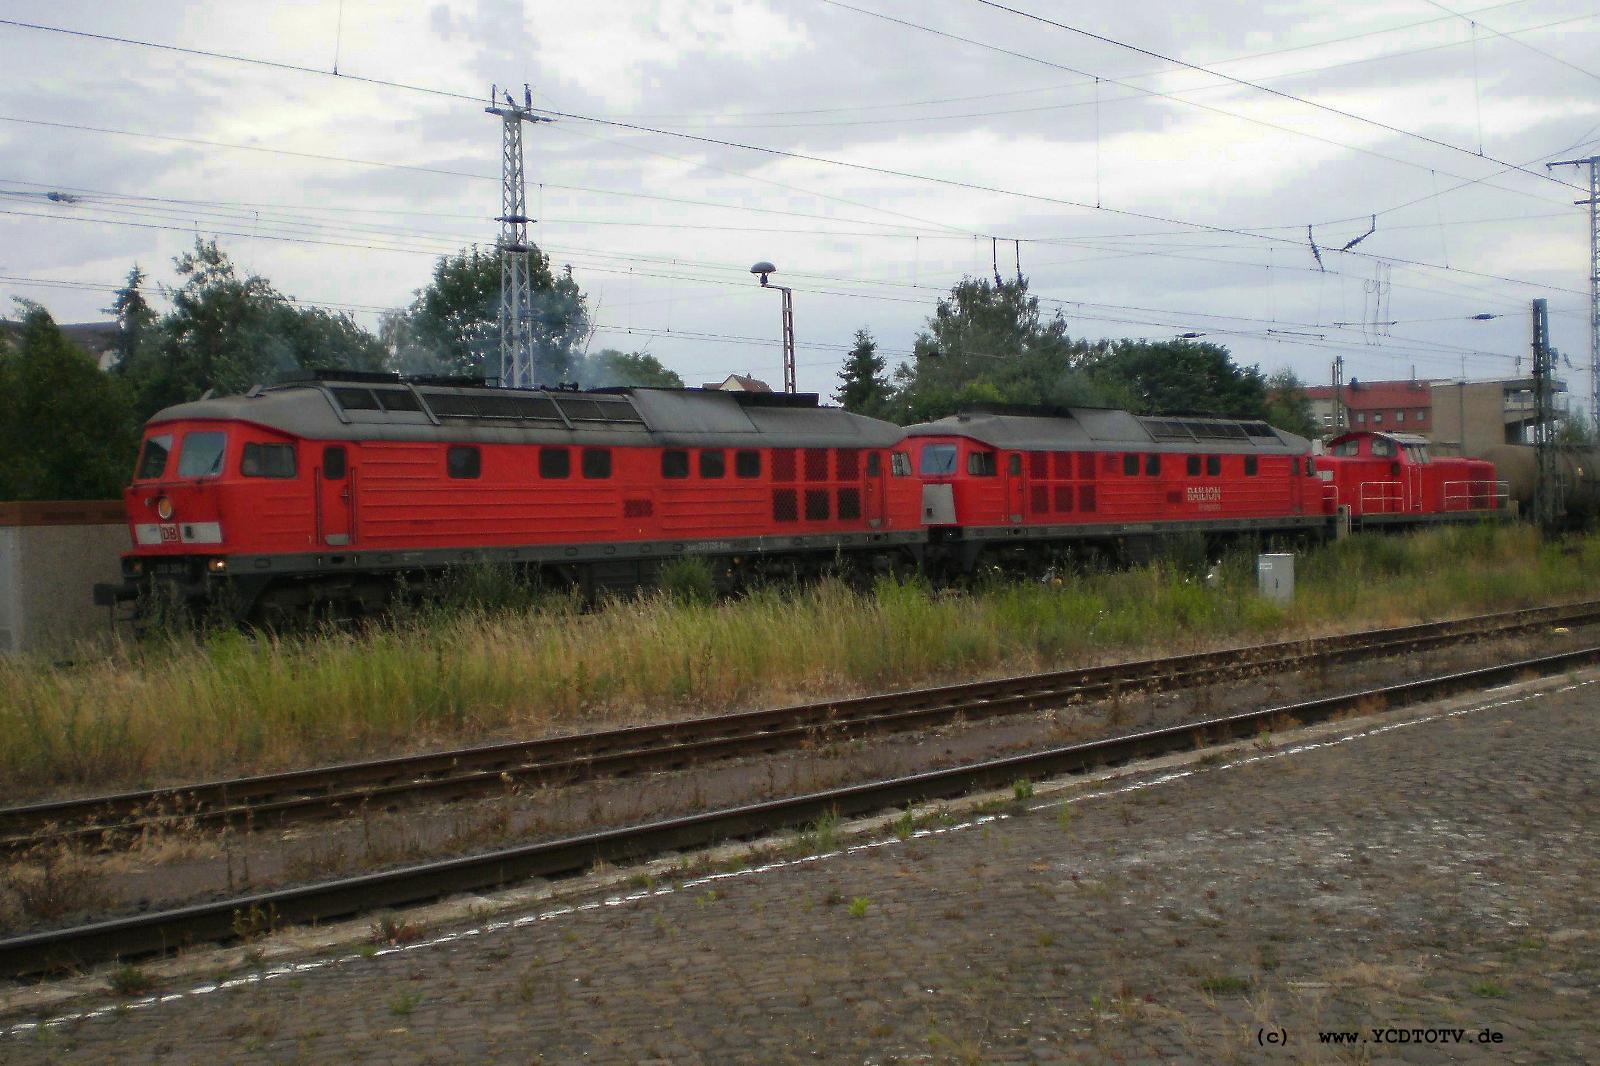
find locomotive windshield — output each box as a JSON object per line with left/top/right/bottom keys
{"left": 919, "top": 443, "right": 958, "bottom": 476}
{"left": 134, "top": 433, "right": 173, "bottom": 480}
{"left": 177, "top": 431, "right": 227, "bottom": 478}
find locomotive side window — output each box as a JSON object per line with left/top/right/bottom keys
{"left": 242, "top": 443, "right": 298, "bottom": 479}
{"left": 582, "top": 448, "right": 611, "bottom": 479}
{"left": 323, "top": 446, "right": 346, "bottom": 479}
{"left": 1205, "top": 456, "right": 1221, "bottom": 477}
{"left": 1372, "top": 439, "right": 1397, "bottom": 458}
{"left": 700, "top": 450, "right": 726, "bottom": 479}
{"left": 1332, "top": 441, "right": 1359, "bottom": 457}
{"left": 735, "top": 450, "right": 761, "bottom": 478}
{"left": 1122, "top": 454, "right": 1139, "bottom": 476}
{"left": 177, "top": 432, "right": 227, "bottom": 478}
{"left": 540, "top": 447, "right": 570, "bottom": 479}
{"left": 1145, "top": 454, "right": 1161, "bottom": 476}
{"left": 447, "top": 445, "right": 481, "bottom": 479}
{"left": 331, "top": 387, "right": 379, "bottom": 411}
{"left": 891, "top": 451, "right": 912, "bottom": 477}
{"left": 1244, "top": 456, "right": 1258, "bottom": 477}
{"left": 662, "top": 450, "right": 690, "bottom": 479}
{"left": 135, "top": 434, "right": 173, "bottom": 480}
{"left": 920, "top": 444, "right": 957, "bottom": 476}
{"left": 866, "top": 452, "right": 881, "bottom": 476}
{"left": 967, "top": 451, "right": 996, "bottom": 477}
{"left": 1186, "top": 455, "right": 1200, "bottom": 477}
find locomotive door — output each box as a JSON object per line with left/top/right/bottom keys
{"left": 1405, "top": 463, "right": 1424, "bottom": 511}
{"left": 864, "top": 450, "right": 885, "bottom": 528}
{"left": 1005, "top": 453, "right": 1024, "bottom": 523}
{"left": 317, "top": 444, "right": 354, "bottom": 546}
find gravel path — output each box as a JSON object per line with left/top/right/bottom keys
{"left": 5, "top": 670, "right": 1597, "bottom": 1064}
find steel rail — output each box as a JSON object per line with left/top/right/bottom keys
{"left": 3, "top": 599, "right": 1596, "bottom": 854}
{"left": 0, "top": 643, "right": 1595, "bottom": 979}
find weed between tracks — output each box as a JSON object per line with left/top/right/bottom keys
{"left": 1, "top": 525, "right": 1596, "bottom": 795}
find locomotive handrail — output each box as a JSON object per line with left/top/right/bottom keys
{"left": 1358, "top": 480, "right": 1405, "bottom": 514}
{"left": 1443, "top": 479, "right": 1510, "bottom": 512}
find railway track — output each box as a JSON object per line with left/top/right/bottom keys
{"left": 4, "top": 599, "right": 1597, "bottom": 856}
{"left": 1, "top": 641, "right": 1594, "bottom": 979}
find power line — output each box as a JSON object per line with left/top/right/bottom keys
{"left": 965, "top": 0, "right": 1584, "bottom": 193}
{"left": 1422, "top": 0, "right": 1600, "bottom": 86}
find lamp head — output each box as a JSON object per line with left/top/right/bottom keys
{"left": 750, "top": 261, "right": 777, "bottom": 287}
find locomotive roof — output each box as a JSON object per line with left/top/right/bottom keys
{"left": 146, "top": 381, "right": 906, "bottom": 449}
{"left": 904, "top": 409, "right": 1310, "bottom": 454}
{"left": 1327, "top": 429, "right": 1431, "bottom": 447}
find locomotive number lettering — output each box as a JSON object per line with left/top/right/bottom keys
{"left": 1184, "top": 486, "right": 1222, "bottom": 504}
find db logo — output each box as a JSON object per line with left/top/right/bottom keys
{"left": 159, "top": 524, "right": 180, "bottom": 543}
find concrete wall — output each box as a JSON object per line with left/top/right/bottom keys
{"left": 0, "top": 501, "right": 127, "bottom": 655}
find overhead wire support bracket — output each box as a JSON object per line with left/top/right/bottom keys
{"left": 486, "top": 83, "right": 554, "bottom": 390}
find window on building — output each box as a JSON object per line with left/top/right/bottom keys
{"left": 241, "top": 443, "right": 297, "bottom": 479}
{"left": 582, "top": 448, "right": 611, "bottom": 479}
{"left": 1356, "top": 412, "right": 1367, "bottom": 424}
{"left": 135, "top": 434, "right": 173, "bottom": 480}
{"left": 920, "top": 443, "right": 958, "bottom": 475}
{"left": 735, "top": 450, "right": 761, "bottom": 478}
{"left": 967, "top": 451, "right": 997, "bottom": 476}
{"left": 1415, "top": 409, "right": 1427, "bottom": 421}
{"left": 447, "top": 445, "right": 480, "bottom": 479}
{"left": 700, "top": 450, "right": 726, "bottom": 479}
{"left": 1395, "top": 411, "right": 1406, "bottom": 423}
{"left": 177, "top": 431, "right": 227, "bottom": 478}
{"left": 662, "top": 450, "right": 689, "bottom": 479}
{"left": 1374, "top": 412, "right": 1384, "bottom": 424}
{"left": 539, "top": 447, "right": 570, "bottom": 479}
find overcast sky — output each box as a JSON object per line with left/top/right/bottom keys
{"left": 3, "top": 0, "right": 1599, "bottom": 411}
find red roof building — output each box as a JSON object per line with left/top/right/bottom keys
{"left": 1304, "top": 378, "right": 1436, "bottom": 434}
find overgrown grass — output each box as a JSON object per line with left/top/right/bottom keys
{"left": 2, "top": 525, "right": 1595, "bottom": 794}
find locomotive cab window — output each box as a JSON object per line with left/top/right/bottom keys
{"left": 967, "top": 451, "right": 997, "bottom": 477}
{"left": 1332, "top": 441, "right": 1359, "bottom": 457}
{"left": 1205, "top": 455, "right": 1221, "bottom": 477}
{"left": 735, "top": 450, "right": 761, "bottom": 478}
{"left": 135, "top": 434, "right": 173, "bottom": 480}
{"left": 582, "top": 448, "right": 611, "bottom": 479}
{"left": 1244, "top": 455, "right": 1258, "bottom": 477}
{"left": 1186, "top": 455, "right": 1200, "bottom": 477}
{"left": 699, "top": 450, "right": 726, "bottom": 479}
{"left": 323, "top": 446, "right": 346, "bottom": 480}
{"left": 177, "top": 432, "right": 227, "bottom": 479}
{"left": 241, "top": 443, "right": 297, "bottom": 479}
{"left": 447, "top": 445, "right": 481, "bottom": 479}
{"left": 662, "top": 450, "right": 689, "bottom": 479}
{"left": 1372, "top": 439, "right": 1397, "bottom": 459}
{"left": 891, "top": 451, "right": 912, "bottom": 477}
{"left": 1145, "top": 454, "right": 1161, "bottom": 476}
{"left": 920, "top": 444, "right": 957, "bottom": 476}
{"left": 540, "top": 447, "right": 570, "bottom": 479}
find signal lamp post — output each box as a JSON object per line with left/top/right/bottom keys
{"left": 751, "top": 261, "right": 796, "bottom": 393}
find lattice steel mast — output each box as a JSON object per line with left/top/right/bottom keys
{"left": 487, "top": 84, "right": 551, "bottom": 389}
{"left": 1548, "top": 155, "right": 1599, "bottom": 426}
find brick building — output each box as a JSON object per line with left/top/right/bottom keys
{"left": 1304, "top": 376, "right": 1567, "bottom": 456}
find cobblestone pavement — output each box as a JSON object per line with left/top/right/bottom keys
{"left": 6, "top": 675, "right": 1598, "bottom": 1064}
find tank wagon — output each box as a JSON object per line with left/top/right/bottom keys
{"left": 1317, "top": 431, "right": 1505, "bottom": 526}
{"left": 903, "top": 406, "right": 1326, "bottom": 573}
{"left": 95, "top": 375, "right": 923, "bottom": 619}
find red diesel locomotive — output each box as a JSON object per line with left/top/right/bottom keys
{"left": 903, "top": 407, "right": 1328, "bottom": 571}
{"left": 1315, "top": 430, "right": 1505, "bottom": 524}
{"left": 99, "top": 378, "right": 1511, "bottom": 617}
{"left": 97, "top": 376, "right": 923, "bottom": 618}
